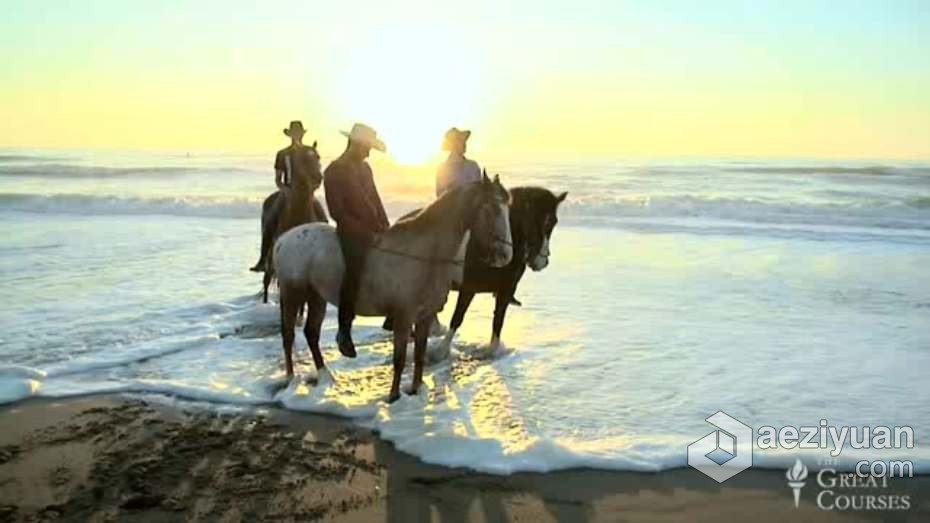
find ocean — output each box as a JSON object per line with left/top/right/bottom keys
{"left": 1, "top": 148, "right": 928, "bottom": 475}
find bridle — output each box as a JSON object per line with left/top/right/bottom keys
{"left": 370, "top": 245, "right": 464, "bottom": 265}
{"left": 371, "top": 234, "right": 512, "bottom": 266}
{"left": 490, "top": 234, "right": 513, "bottom": 247}
{"left": 469, "top": 197, "right": 513, "bottom": 250}
{"left": 514, "top": 202, "right": 553, "bottom": 265}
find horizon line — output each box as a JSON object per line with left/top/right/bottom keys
{"left": 1, "top": 144, "right": 928, "bottom": 166}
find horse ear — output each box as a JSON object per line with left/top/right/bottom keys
{"left": 557, "top": 191, "right": 568, "bottom": 203}
{"left": 493, "top": 174, "right": 500, "bottom": 184}
{"left": 482, "top": 169, "right": 490, "bottom": 184}
{"left": 312, "top": 140, "right": 318, "bottom": 149}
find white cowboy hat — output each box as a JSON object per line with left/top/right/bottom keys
{"left": 340, "top": 123, "right": 386, "bottom": 152}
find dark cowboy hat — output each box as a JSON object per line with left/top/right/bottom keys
{"left": 442, "top": 127, "right": 471, "bottom": 151}
{"left": 283, "top": 120, "right": 307, "bottom": 137}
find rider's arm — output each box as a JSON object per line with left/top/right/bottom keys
{"left": 324, "top": 167, "right": 375, "bottom": 242}
{"left": 274, "top": 151, "right": 287, "bottom": 189}
{"left": 365, "top": 166, "right": 390, "bottom": 231}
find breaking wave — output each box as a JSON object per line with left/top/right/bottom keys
{"left": 557, "top": 194, "right": 930, "bottom": 231}
{"left": 0, "top": 163, "right": 255, "bottom": 178}
{"left": 720, "top": 165, "right": 901, "bottom": 176}
{"left": 0, "top": 192, "right": 261, "bottom": 218}
{"left": 3, "top": 191, "right": 928, "bottom": 232}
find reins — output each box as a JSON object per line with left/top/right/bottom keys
{"left": 371, "top": 245, "right": 464, "bottom": 265}
{"left": 371, "top": 236, "right": 512, "bottom": 265}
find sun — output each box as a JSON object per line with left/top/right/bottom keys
{"left": 328, "top": 25, "right": 486, "bottom": 165}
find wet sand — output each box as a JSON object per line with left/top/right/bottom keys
{"left": 0, "top": 395, "right": 926, "bottom": 522}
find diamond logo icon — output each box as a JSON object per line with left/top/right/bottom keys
{"left": 688, "top": 411, "right": 753, "bottom": 483}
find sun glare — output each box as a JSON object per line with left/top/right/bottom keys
{"left": 329, "top": 26, "right": 486, "bottom": 165}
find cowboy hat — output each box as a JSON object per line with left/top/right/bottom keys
{"left": 283, "top": 120, "right": 306, "bottom": 137}
{"left": 442, "top": 127, "right": 471, "bottom": 151}
{"left": 340, "top": 123, "right": 386, "bottom": 152}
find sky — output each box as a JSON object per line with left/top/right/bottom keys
{"left": 1, "top": 0, "right": 929, "bottom": 162}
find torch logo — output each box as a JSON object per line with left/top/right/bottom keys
{"left": 786, "top": 458, "right": 809, "bottom": 508}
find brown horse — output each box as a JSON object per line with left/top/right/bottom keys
{"left": 262, "top": 141, "right": 326, "bottom": 302}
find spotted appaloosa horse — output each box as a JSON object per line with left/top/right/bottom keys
{"left": 272, "top": 174, "right": 514, "bottom": 402}
{"left": 435, "top": 186, "right": 566, "bottom": 357}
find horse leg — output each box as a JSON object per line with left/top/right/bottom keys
{"left": 411, "top": 317, "right": 430, "bottom": 395}
{"left": 279, "top": 285, "right": 301, "bottom": 378}
{"left": 263, "top": 242, "right": 275, "bottom": 304}
{"left": 303, "top": 287, "right": 327, "bottom": 371}
{"left": 263, "top": 268, "right": 274, "bottom": 304}
{"left": 388, "top": 317, "right": 411, "bottom": 403}
{"left": 490, "top": 293, "right": 511, "bottom": 352}
{"left": 436, "top": 291, "right": 474, "bottom": 359}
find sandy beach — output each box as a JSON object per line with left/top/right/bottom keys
{"left": 0, "top": 395, "right": 924, "bottom": 522}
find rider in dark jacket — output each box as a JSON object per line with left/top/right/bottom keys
{"left": 323, "top": 123, "right": 389, "bottom": 357}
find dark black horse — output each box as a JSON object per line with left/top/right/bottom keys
{"left": 434, "top": 186, "right": 566, "bottom": 358}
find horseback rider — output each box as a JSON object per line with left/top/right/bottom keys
{"left": 324, "top": 123, "right": 389, "bottom": 357}
{"left": 250, "top": 120, "right": 326, "bottom": 272}
{"left": 435, "top": 127, "right": 481, "bottom": 197}
{"left": 436, "top": 128, "right": 521, "bottom": 306}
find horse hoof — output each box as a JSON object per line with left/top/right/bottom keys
{"left": 336, "top": 332, "right": 357, "bottom": 358}
{"left": 387, "top": 392, "right": 401, "bottom": 403}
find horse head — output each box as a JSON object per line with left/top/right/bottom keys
{"left": 513, "top": 187, "right": 567, "bottom": 271}
{"left": 293, "top": 140, "right": 323, "bottom": 191}
{"left": 466, "top": 171, "right": 513, "bottom": 267}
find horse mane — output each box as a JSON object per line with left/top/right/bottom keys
{"left": 510, "top": 186, "right": 559, "bottom": 209}
{"left": 389, "top": 183, "right": 481, "bottom": 234}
